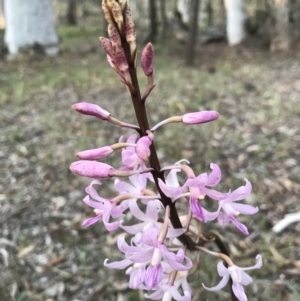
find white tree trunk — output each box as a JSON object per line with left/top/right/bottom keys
{"left": 177, "top": 0, "right": 190, "bottom": 24}
{"left": 4, "top": 0, "right": 58, "bottom": 56}
{"left": 224, "top": 0, "right": 246, "bottom": 45}
{"left": 0, "top": 0, "right": 4, "bottom": 29}
{"left": 177, "top": 0, "right": 202, "bottom": 26}
{"left": 271, "top": 0, "right": 291, "bottom": 52}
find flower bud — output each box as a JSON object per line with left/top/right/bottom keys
{"left": 124, "top": 5, "right": 136, "bottom": 60}
{"left": 136, "top": 136, "right": 152, "bottom": 161}
{"left": 141, "top": 43, "right": 154, "bottom": 76}
{"left": 102, "top": 0, "right": 114, "bottom": 25}
{"left": 118, "top": 0, "right": 127, "bottom": 13}
{"left": 111, "top": 1, "right": 124, "bottom": 31}
{"left": 108, "top": 24, "right": 129, "bottom": 73}
{"left": 182, "top": 111, "right": 219, "bottom": 124}
{"left": 76, "top": 146, "right": 114, "bottom": 160}
{"left": 72, "top": 102, "right": 110, "bottom": 120}
{"left": 99, "top": 37, "right": 113, "bottom": 57}
{"left": 113, "top": 47, "right": 128, "bottom": 73}
{"left": 108, "top": 24, "right": 121, "bottom": 47}
{"left": 107, "top": 54, "right": 115, "bottom": 68}
{"left": 70, "top": 161, "right": 114, "bottom": 178}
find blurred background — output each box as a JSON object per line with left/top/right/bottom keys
{"left": 1, "top": 0, "right": 300, "bottom": 300}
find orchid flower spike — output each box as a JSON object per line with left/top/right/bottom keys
{"left": 203, "top": 254, "right": 262, "bottom": 301}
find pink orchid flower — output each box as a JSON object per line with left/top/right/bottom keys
{"left": 82, "top": 180, "right": 128, "bottom": 231}
{"left": 105, "top": 227, "right": 192, "bottom": 290}
{"left": 204, "top": 179, "right": 259, "bottom": 235}
{"left": 203, "top": 255, "right": 262, "bottom": 301}
{"left": 145, "top": 271, "right": 192, "bottom": 301}
{"left": 159, "top": 163, "right": 229, "bottom": 222}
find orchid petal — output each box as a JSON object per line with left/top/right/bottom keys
{"left": 85, "top": 180, "right": 106, "bottom": 202}
{"left": 206, "top": 163, "right": 222, "bottom": 186}
{"left": 170, "top": 287, "right": 192, "bottom": 301}
{"left": 232, "top": 282, "right": 248, "bottom": 301}
{"left": 126, "top": 134, "right": 138, "bottom": 144}
{"left": 121, "top": 222, "right": 145, "bottom": 234}
{"left": 129, "top": 200, "right": 149, "bottom": 221}
{"left": 129, "top": 173, "right": 147, "bottom": 190}
{"left": 202, "top": 207, "right": 220, "bottom": 221}
{"left": 159, "top": 245, "right": 192, "bottom": 271}
{"left": 189, "top": 197, "right": 206, "bottom": 222}
{"left": 146, "top": 200, "right": 159, "bottom": 221}
{"left": 145, "top": 263, "right": 163, "bottom": 290}
{"left": 145, "top": 290, "right": 164, "bottom": 300}
{"left": 114, "top": 179, "right": 136, "bottom": 194}
{"left": 129, "top": 265, "right": 146, "bottom": 289}
{"left": 166, "top": 168, "right": 181, "bottom": 187}
{"left": 83, "top": 195, "right": 107, "bottom": 210}
{"left": 217, "top": 261, "right": 229, "bottom": 277}
{"left": 228, "top": 179, "right": 252, "bottom": 201}
{"left": 204, "top": 188, "right": 230, "bottom": 200}
{"left": 230, "top": 203, "right": 259, "bottom": 215}
{"left": 111, "top": 201, "right": 129, "bottom": 218}
{"left": 158, "top": 179, "right": 186, "bottom": 198}
{"left": 229, "top": 216, "right": 249, "bottom": 235}
{"left": 104, "top": 258, "right": 132, "bottom": 269}
{"left": 241, "top": 254, "right": 262, "bottom": 271}
{"left": 217, "top": 212, "right": 230, "bottom": 225}
{"left": 186, "top": 173, "right": 207, "bottom": 187}
{"left": 127, "top": 248, "right": 153, "bottom": 263}
{"left": 82, "top": 215, "right": 102, "bottom": 227}
{"left": 167, "top": 227, "right": 186, "bottom": 238}
{"left": 239, "top": 270, "right": 253, "bottom": 285}
{"left": 118, "top": 234, "right": 141, "bottom": 253}
{"left": 102, "top": 211, "right": 120, "bottom": 231}
{"left": 142, "top": 226, "right": 159, "bottom": 246}
{"left": 202, "top": 274, "right": 229, "bottom": 291}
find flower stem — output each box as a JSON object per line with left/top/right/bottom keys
{"left": 121, "top": 38, "right": 195, "bottom": 250}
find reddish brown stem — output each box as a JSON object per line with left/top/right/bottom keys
{"left": 122, "top": 39, "right": 195, "bottom": 250}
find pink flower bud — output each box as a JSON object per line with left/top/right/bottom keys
{"left": 141, "top": 43, "right": 154, "bottom": 76}
{"left": 108, "top": 24, "right": 121, "bottom": 47}
{"left": 107, "top": 54, "right": 115, "bottom": 68}
{"left": 99, "top": 37, "right": 113, "bottom": 57}
{"left": 125, "top": 6, "right": 136, "bottom": 59}
{"left": 76, "top": 146, "right": 114, "bottom": 160}
{"left": 136, "top": 136, "right": 152, "bottom": 161}
{"left": 111, "top": 1, "right": 124, "bottom": 31}
{"left": 70, "top": 161, "right": 114, "bottom": 178}
{"left": 182, "top": 111, "right": 219, "bottom": 124}
{"left": 72, "top": 102, "right": 110, "bottom": 120}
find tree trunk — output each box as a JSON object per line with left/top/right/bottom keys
{"left": 147, "top": 0, "right": 158, "bottom": 43}
{"left": 4, "top": 0, "right": 58, "bottom": 56}
{"left": 271, "top": 0, "right": 291, "bottom": 51}
{"left": 224, "top": 0, "right": 246, "bottom": 45}
{"left": 186, "top": 0, "right": 201, "bottom": 66}
{"left": 67, "top": 0, "right": 77, "bottom": 26}
{"left": 160, "top": 0, "right": 168, "bottom": 39}
{"left": 177, "top": 0, "right": 190, "bottom": 25}
{"left": 207, "top": 0, "right": 213, "bottom": 27}
{"left": 0, "top": 0, "right": 4, "bottom": 29}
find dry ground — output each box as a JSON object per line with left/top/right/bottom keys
{"left": 1, "top": 23, "right": 300, "bottom": 301}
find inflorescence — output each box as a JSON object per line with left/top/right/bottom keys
{"left": 70, "top": 1, "right": 262, "bottom": 300}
